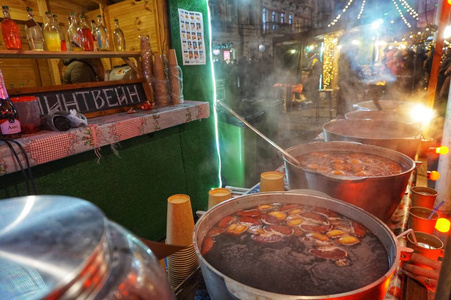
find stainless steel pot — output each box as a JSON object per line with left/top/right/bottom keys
{"left": 323, "top": 119, "right": 422, "bottom": 158}
{"left": 193, "top": 191, "right": 408, "bottom": 300}
{"left": 0, "top": 196, "right": 175, "bottom": 300}
{"left": 283, "top": 141, "right": 416, "bottom": 222}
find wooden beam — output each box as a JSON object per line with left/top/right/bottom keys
{"left": 92, "top": 0, "right": 109, "bottom": 7}
{"left": 154, "top": 0, "right": 170, "bottom": 55}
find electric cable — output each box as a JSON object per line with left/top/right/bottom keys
{"left": 0, "top": 137, "right": 31, "bottom": 195}
{"left": 9, "top": 139, "right": 37, "bottom": 195}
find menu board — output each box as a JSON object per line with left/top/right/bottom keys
{"left": 178, "top": 9, "right": 206, "bottom": 65}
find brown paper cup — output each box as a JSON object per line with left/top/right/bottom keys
{"left": 410, "top": 186, "right": 438, "bottom": 209}
{"left": 260, "top": 171, "right": 284, "bottom": 192}
{"left": 153, "top": 54, "right": 166, "bottom": 80}
{"left": 168, "top": 49, "right": 178, "bottom": 66}
{"left": 208, "top": 188, "right": 232, "bottom": 209}
{"left": 408, "top": 206, "right": 438, "bottom": 234}
{"left": 407, "top": 231, "right": 444, "bottom": 261}
{"left": 166, "top": 194, "right": 195, "bottom": 246}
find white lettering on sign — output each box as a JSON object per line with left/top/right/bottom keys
{"left": 26, "top": 83, "right": 147, "bottom": 115}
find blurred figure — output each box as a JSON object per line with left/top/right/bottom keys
{"left": 304, "top": 51, "right": 322, "bottom": 105}
{"left": 337, "top": 44, "right": 364, "bottom": 116}
{"left": 62, "top": 58, "right": 104, "bottom": 84}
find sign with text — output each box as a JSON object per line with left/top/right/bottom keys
{"left": 11, "top": 80, "right": 148, "bottom": 115}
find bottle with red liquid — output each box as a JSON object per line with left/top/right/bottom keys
{"left": 78, "top": 15, "right": 94, "bottom": 51}
{"left": 1, "top": 6, "right": 22, "bottom": 50}
{"left": 0, "top": 69, "right": 21, "bottom": 139}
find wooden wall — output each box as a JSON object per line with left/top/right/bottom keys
{"left": 0, "top": 0, "right": 169, "bottom": 89}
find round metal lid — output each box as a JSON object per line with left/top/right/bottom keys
{"left": 0, "top": 195, "right": 109, "bottom": 299}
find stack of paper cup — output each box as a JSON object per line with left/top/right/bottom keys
{"left": 168, "top": 49, "right": 184, "bottom": 105}
{"left": 153, "top": 54, "right": 170, "bottom": 107}
{"left": 165, "top": 194, "right": 199, "bottom": 288}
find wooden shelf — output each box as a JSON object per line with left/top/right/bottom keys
{"left": 0, "top": 50, "right": 141, "bottom": 59}
{"left": 0, "top": 101, "right": 210, "bottom": 176}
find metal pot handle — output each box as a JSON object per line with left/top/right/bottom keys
{"left": 399, "top": 247, "right": 414, "bottom": 261}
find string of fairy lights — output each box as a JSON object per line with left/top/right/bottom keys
{"left": 357, "top": 0, "right": 366, "bottom": 20}
{"left": 327, "top": 0, "right": 419, "bottom": 28}
{"left": 391, "top": 0, "right": 411, "bottom": 28}
{"left": 322, "top": 35, "right": 338, "bottom": 89}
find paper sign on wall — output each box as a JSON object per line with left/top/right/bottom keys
{"left": 178, "top": 9, "right": 206, "bottom": 65}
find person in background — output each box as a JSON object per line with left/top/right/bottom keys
{"left": 403, "top": 253, "right": 442, "bottom": 292}
{"left": 62, "top": 58, "right": 105, "bottom": 84}
{"left": 337, "top": 44, "right": 364, "bottom": 116}
{"left": 304, "top": 51, "right": 323, "bottom": 105}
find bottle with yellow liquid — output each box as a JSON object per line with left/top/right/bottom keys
{"left": 43, "top": 11, "right": 61, "bottom": 51}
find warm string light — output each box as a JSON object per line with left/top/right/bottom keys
{"left": 398, "top": 0, "right": 419, "bottom": 19}
{"left": 391, "top": 0, "right": 411, "bottom": 27}
{"left": 328, "top": 0, "right": 354, "bottom": 27}
{"left": 322, "top": 35, "right": 338, "bottom": 88}
{"left": 357, "top": 0, "right": 366, "bottom": 19}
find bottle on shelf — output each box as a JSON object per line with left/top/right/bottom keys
{"left": 90, "top": 19, "right": 97, "bottom": 46}
{"left": 24, "top": 7, "right": 44, "bottom": 51}
{"left": 1, "top": 6, "right": 22, "bottom": 50}
{"left": 52, "top": 14, "right": 67, "bottom": 51}
{"left": 0, "top": 69, "right": 21, "bottom": 139}
{"left": 113, "top": 18, "right": 125, "bottom": 51}
{"left": 43, "top": 11, "right": 61, "bottom": 51}
{"left": 67, "top": 13, "right": 82, "bottom": 51}
{"left": 96, "top": 15, "right": 109, "bottom": 51}
{"left": 78, "top": 15, "right": 94, "bottom": 51}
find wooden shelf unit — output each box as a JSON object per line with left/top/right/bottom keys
{"left": 0, "top": 50, "right": 140, "bottom": 59}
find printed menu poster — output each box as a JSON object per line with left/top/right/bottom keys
{"left": 178, "top": 9, "right": 206, "bottom": 65}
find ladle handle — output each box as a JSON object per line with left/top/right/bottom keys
{"left": 216, "top": 101, "right": 301, "bottom": 165}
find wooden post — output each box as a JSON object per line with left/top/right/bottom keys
{"left": 426, "top": 0, "right": 451, "bottom": 108}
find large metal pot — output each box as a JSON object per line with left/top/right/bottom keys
{"left": 193, "top": 191, "right": 407, "bottom": 300}
{"left": 283, "top": 141, "right": 416, "bottom": 222}
{"left": 0, "top": 196, "right": 175, "bottom": 300}
{"left": 323, "top": 119, "right": 422, "bottom": 158}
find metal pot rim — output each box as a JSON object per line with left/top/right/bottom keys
{"left": 193, "top": 191, "right": 401, "bottom": 299}
{"left": 323, "top": 119, "right": 423, "bottom": 141}
{"left": 283, "top": 141, "right": 416, "bottom": 181}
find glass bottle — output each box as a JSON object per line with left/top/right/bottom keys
{"left": 96, "top": 15, "right": 109, "bottom": 51}
{"left": 52, "top": 14, "right": 66, "bottom": 51}
{"left": 113, "top": 19, "right": 125, "bottom": 51}
{"left": 1, "top": 6, "right": 22, "bottom": 50}
{"left": 78, "top": 15, "right": 94, "bottom": 51}
{"left": 24, "top": 7, "right": 44, "bottom": 51}
{"left": 67, "top": 13, "right": 82, "bottom": 51}
{"left": 90, "top": 20, "right": 97, "bottom": 44}
{"left": 43, "top": 11, "right": 61, "bottom": 51}
{"left": 0, "top": 69, "right": 21, "bottom": 139}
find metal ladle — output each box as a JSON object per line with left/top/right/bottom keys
{"left": 216, "top": 100, "right": 301, "bottom": 166}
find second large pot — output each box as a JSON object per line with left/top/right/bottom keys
{"left": 283, "top": 141, "right": 416, "bottom": 222}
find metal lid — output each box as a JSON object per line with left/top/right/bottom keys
{"left": 0, "top": 196, "right": 110, "bottom": 299}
